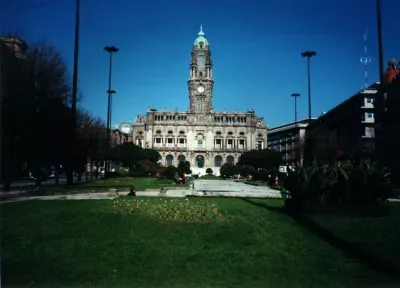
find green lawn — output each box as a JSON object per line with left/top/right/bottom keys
{"left": 1, "top": 198, "right": 397, "bottom": 288}
{"left": 62, "top": 177, "right": 189, "bottom": 190}
{"left": 309, "top": 203, "right": 400, "bottom": 272}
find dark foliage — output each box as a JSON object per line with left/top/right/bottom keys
{"left": 283, "top": 157, "right": 393, "bottom": 214}
{"left": 238, "top": 149, "right": 282, "bottom": 170}
{"left": 1, "top": 38, "right": 106, "bottom": 190}
{"left": 110, "top": 143, "right": 160, "bottom": 170}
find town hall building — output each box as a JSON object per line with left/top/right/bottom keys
{"left": 120, "top": 26, "right": 268, "bottom": 175}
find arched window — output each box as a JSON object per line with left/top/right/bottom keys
{"left": 214, "top": 155, "right": 223, "bottom": 167}
{"left": 165, "top": 155, "right": 174, "bottom": 166}
{"left": 226, "top": 155, "right": 234, "bottom": 165}
{"left": 195, "top": 155, "right": 205, "bottom": 168}
{"left": 178, "top": 155, "right": 186, "bottom": 164}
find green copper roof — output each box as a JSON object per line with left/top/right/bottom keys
{"left": 193, "top": 25, "right": 209, "bottom": 46}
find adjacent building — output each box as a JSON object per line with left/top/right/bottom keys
{"left": 267, "top": 119, "right": 315, "bottom": 165}
{"left": 379, "top": 75, "right": 400, "bottom": 179}
{"left": 120, "top": 27, "right": 268, "bottom": 175}
{"left": 304, "top": 83, "right": 378, "bottom": 163}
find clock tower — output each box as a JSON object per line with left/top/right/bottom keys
{"left": 188, "top": 26, "right": 214, "bottom": 114}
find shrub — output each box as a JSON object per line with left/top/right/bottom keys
{"left": 238, "top": 165, "right": 255, "bottom": 177}
{"left": 138, "top": 159, "right": 157, "bottom": 173}
{"left": 162, "top": 166, "right": 179, "bottom": 179}
{"left": 283, "top": 157, "right": 393, "bottom": 212}
{"left": 206, "top": 168, "right": 213, "bottom": 174}
{"left": 253, "top": 169, "right": 269, "bottom": 181}
{"left": 178, "top": 161, "right": 192, "bottom": 174}
{"left": 201, "top": 174, "right": 218, "bottom": 179}
{"left": 220, "top": 163, "right": 236, "bottom": 178}
{"left": 127, "top": 170, "right": 149, "bottom": 177}
{"left": 335, "top": 158, "right": 392, "bottom": 206}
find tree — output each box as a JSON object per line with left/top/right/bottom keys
{"left": 1, "top": 37, "right": 101, "bottom": 190}
{"left": 238, "top": 149, "right": 282, "bottom": 170}
{"left": 75, "top": 108, "right": 106, "bottom": 180}
{"left": 220, "top": 163, "right": 237, "bottom": 178}
{"left": 2, "top": 39, "right": 75, "bottom": 189}
{"left": 178, "top": 161, "right": 191, "bottom": 174}
{"left": 206, "top": 168, "right": 213, "bottom": 175}
{"left": 111, "top": 143, "right": 160, "bottom": 170}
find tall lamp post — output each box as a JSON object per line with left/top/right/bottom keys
{"left": 376, "top": 0, "right": 384, "bottom": 85}
{"left": 291, "top": 93, "right": 300, "bottom": 123}
{"left": 375, "top": 0, "right": 385, "bottom": 155}
{"left": 301, "top": 51, "right": 317, "bottom": 120}
{"left": 66, "top": 0, "right": 80, "bottom": 186}
{"left": 104, "top": 46, "right": 118, "bottom": 176}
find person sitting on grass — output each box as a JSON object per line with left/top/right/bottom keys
{"left": 128, "top": 186, "right": 136, "bottom": 196}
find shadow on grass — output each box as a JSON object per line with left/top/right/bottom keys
{"left": 241, "top": 198, "right": 400, "bottom": 280}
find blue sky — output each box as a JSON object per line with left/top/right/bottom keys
{"left": 3, "top": 0, "right": 400, "bottom": 127}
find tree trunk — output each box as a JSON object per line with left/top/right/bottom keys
{"left": 66, "top": 171, "right": 73, "bottom": 186}
{"left": 55, "top": 166, "right": 59, "bottom": 185}
{"left": 90, "top": 160, "right": 94, "bottom": 179}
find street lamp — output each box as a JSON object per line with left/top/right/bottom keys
{"left": 107, "top": 89, "right": 116, "bottom": 132}
{"left": 301, "top": 51, "right": 317, "bottom": 120}
{"left": 104, "top": 46, "right": 118, "bottom": 176}
{"left": 291, "top": 93, "right": 300, "bottom": 123}
{"left": 67, "top": 0, "right": 80, "bottom": 186}
{"left": 376, "top": 0, "right": 384, "bottom": 85}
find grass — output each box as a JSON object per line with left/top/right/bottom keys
{"left": 308, "top": 202, "right": 400, "bottom": 272}
{"left": 54, "top": 177, "right": 189, "bottom": 191}
{"left": 1, "top": 197, "right": 398, "bottom": 288}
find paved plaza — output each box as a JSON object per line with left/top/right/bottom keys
{"left": 0, "top": 179, "right": 282, "bottom": 203}
{"left": 167, "top": 179, "right": 281, "bottom": 198}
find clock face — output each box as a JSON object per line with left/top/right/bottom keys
{"left": 197, "top": 86, "right": 205, "bottom": 93}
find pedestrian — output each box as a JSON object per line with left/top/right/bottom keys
{"left": 128, "top": 186, "right": 136, "bottom": 196}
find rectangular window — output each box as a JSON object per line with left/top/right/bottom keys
{"left": 196, "top": 96, "right": 204, "bottom": 112}
{"left": 155, "top": 138, "right": 161, "bottom": 143}
{"left": 198, "top": 55, "right": 205, "bottom": 69}
{"left": 366, "top": 98, "right": 373, "bottom": 104}
{"left": 179, "top": 139, "right": 185, "bottom": 144}
{"left": 367, "top": 113, "right": 374, "bottom": 118}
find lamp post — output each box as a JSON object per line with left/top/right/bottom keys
{"left": 65, "top": 0, "right": 80, "bottom": 185}
{"left": 104, "top": 46, "right": 118, "bottom": 176}
{"left": 376, "top": 0, "right": 384, "bottom": 85}
{"left": 301, "top": 51, "right": 317, "bottom": 120}
{"left": 291, "top": 93, "right": 300, "bottom": 123}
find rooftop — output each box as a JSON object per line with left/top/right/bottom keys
{"left": 193, "top": 25, "right": 209, "bottom": 47}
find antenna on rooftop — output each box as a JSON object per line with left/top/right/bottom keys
{"left": 360, "top": 26, "right": 371, "bottom": 89}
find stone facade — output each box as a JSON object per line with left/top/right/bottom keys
{"left": 127, "top": 26, "right": 267, "bottom": 175}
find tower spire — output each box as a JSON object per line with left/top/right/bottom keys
{"left": 198, "top": 25, "right": 204, "bottom": 36}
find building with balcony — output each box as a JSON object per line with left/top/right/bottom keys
{"left": 110, "top": 128, "right": 133, "bottom": 148}
{"left": 267, "top": 119, "right": 315, "bottom": 165}
{"left": 118, "top": 27, "right": 267, "bottom": 175}
{"left": 303, "top": 83, "right": 379, "bottom": 164}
